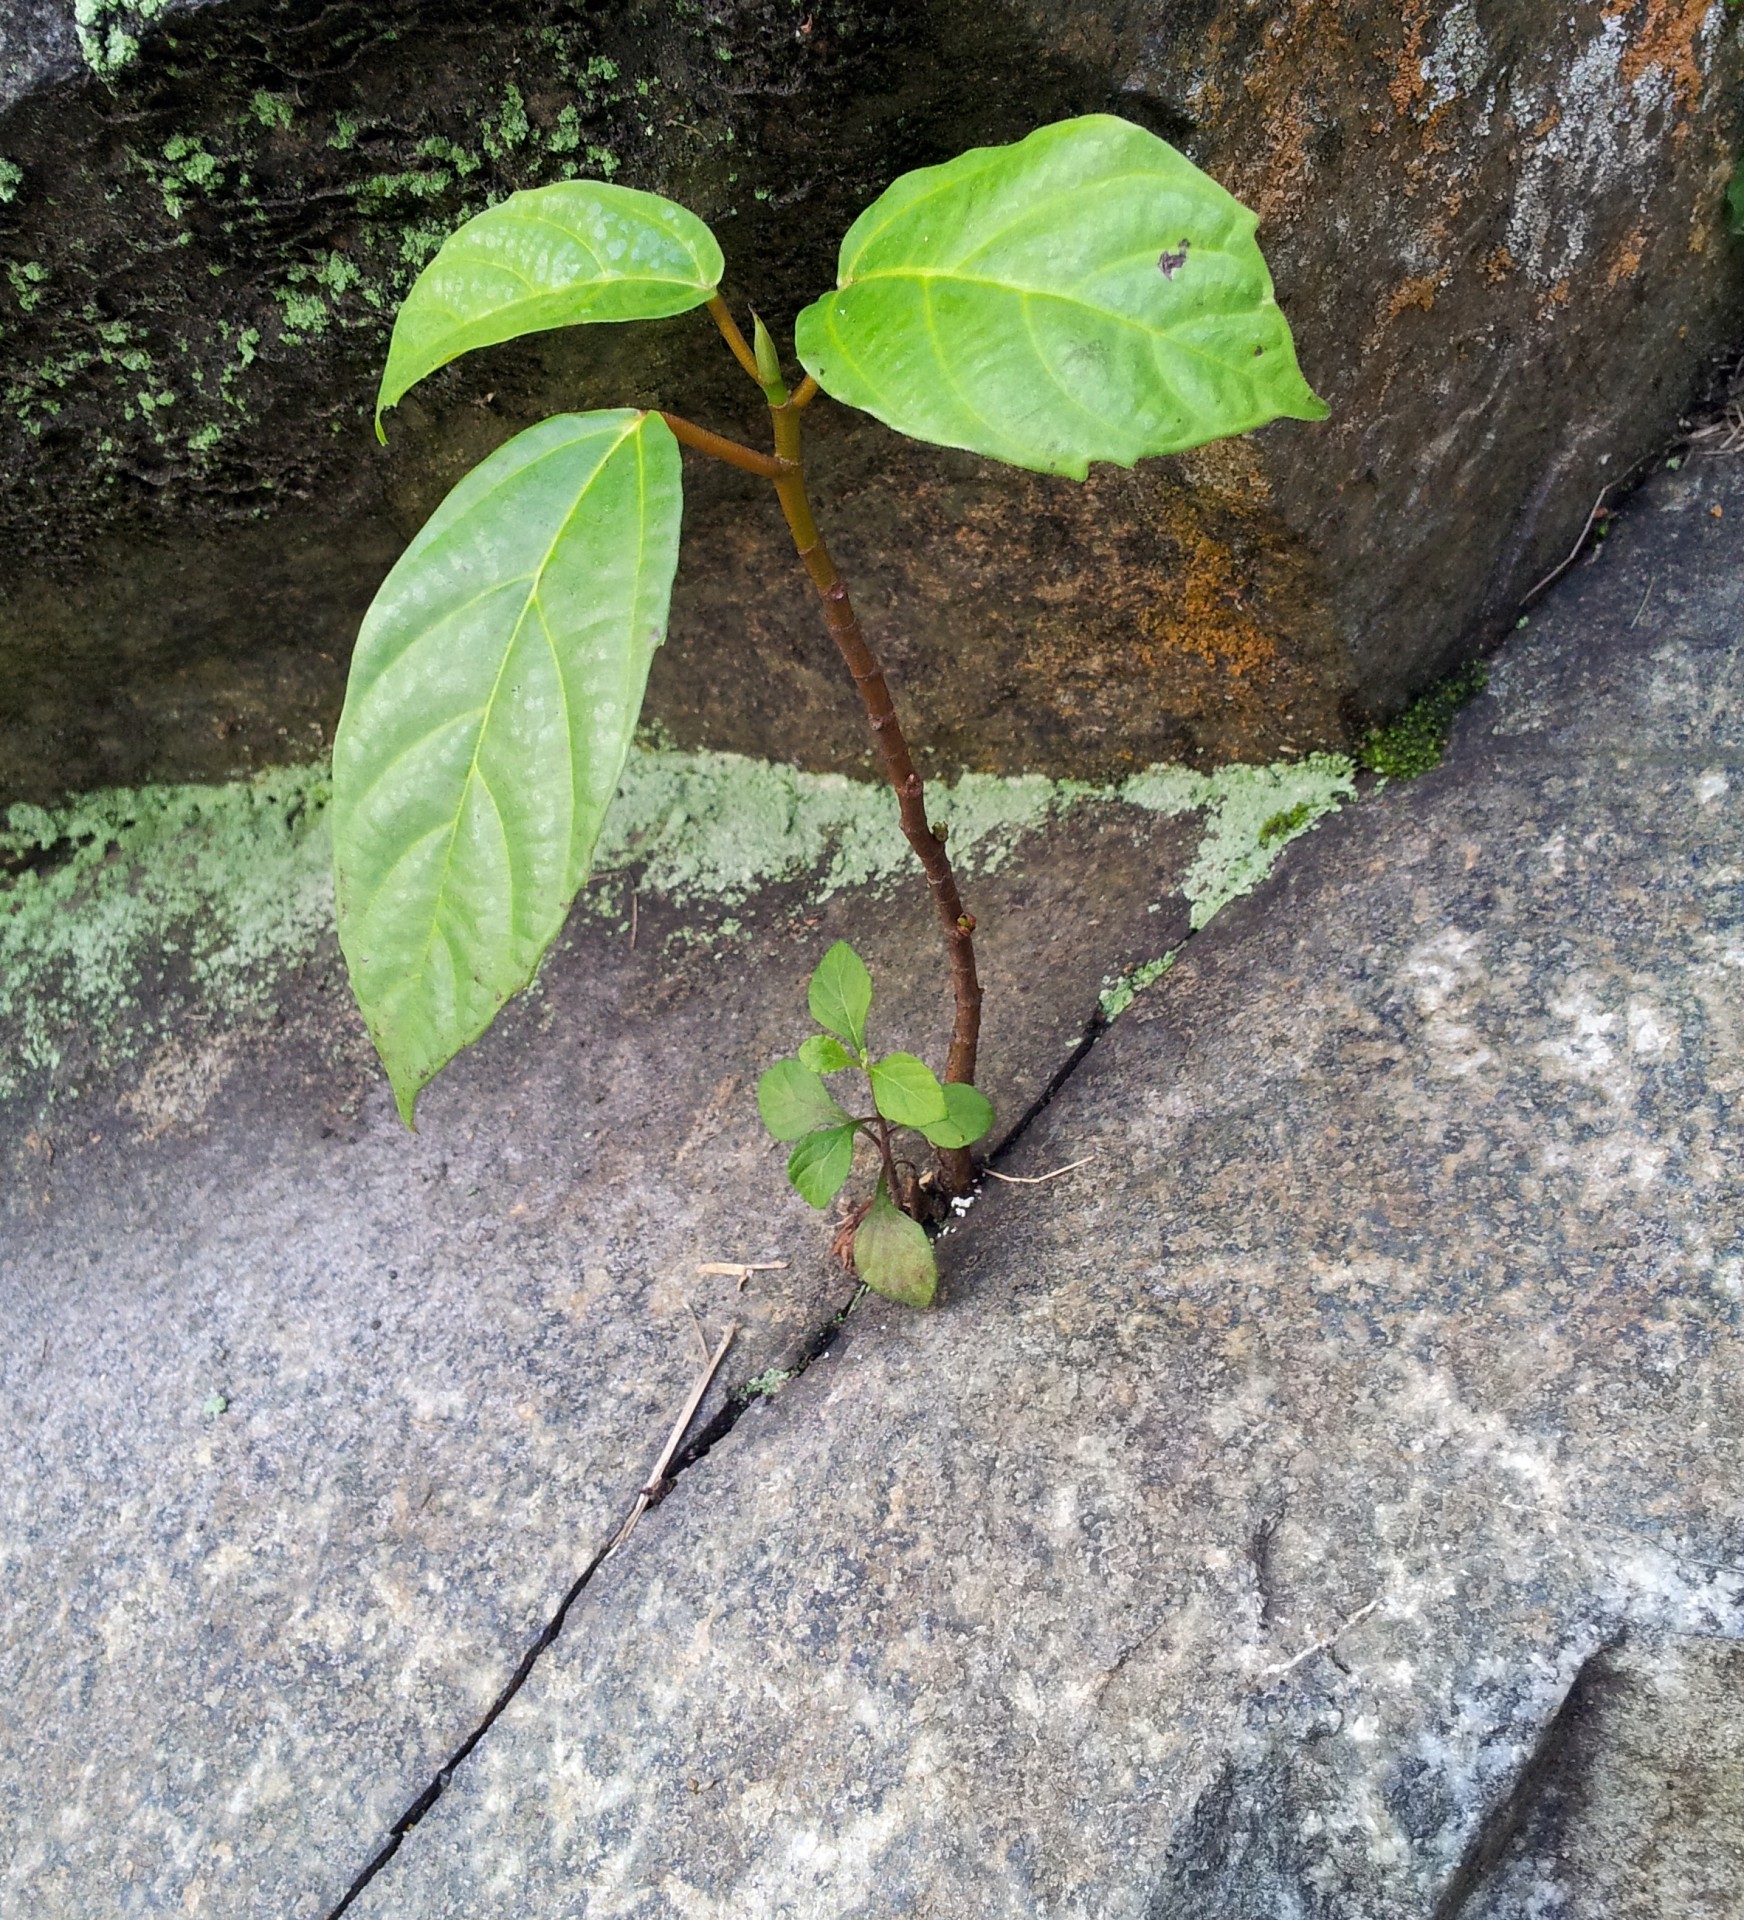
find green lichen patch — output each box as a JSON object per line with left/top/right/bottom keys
{"left": 1119, "top": 754, "right": 1356, "bottom": 928}
{"left": 1099, "top": 952, "right": 1176, "bottom": 1021}
{"left": 591, "top": 752, "right": 1084, "bottom": 906}
{"left": 1358, "top": 662, "right": 1489, "bottom": 780}
{"left": 0, "top": 766, "right": 333, "bottom": 1100}
{"left": 2, "top": 744, "right": 1358, "bottom": 1108}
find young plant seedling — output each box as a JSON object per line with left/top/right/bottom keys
{"left": 330, "top": 114, "right": 1324, "bottom": 1293}
{"left": 758, "top": 941, "right": 993, "bottom": 1307}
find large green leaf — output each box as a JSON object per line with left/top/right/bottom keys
{"left": 795, "top": 114, "right": 1327, "bottom": 479}
{"left": 376, "top": 181, "right": 723, "bottom": 435}
{"left": 333, "top": 408, "right": 681, "bottom": 1124}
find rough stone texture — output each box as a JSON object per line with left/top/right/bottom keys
{"left": 1465, "top": 1637, "right": 1744, "bottom": 1919}
{"left": 333, "top": 447, "right": 1744, "bottom": 1917}
{"left": 1, "top": 0, "right": 1740, "bottom": 802}
{"left": 0, "top": 779, "right": 1227, "bottom": 1918}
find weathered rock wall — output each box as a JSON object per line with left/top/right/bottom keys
{"left": 0, "top": 0, "right": 1739, "bottom": 804}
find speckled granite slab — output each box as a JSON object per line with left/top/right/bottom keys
{"left": 340, "top": 447, "right": 1744, "bottom": 1918}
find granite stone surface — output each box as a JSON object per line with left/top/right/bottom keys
{"left": 339, "top": 448, "right": 1744, "bottom": 1917}
{"left": 0, "top": 783, "right": 1221, "bottom": 1918}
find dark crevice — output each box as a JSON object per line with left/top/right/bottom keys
{"left": 1429, "top": 1642, "right": 1620, "bottom": 1920}
{"left": 322, "top": 1529, "right": 620, "bottom": 1917}
{"left": 320, "top": 1290, "right": 856, "bottom": 1917}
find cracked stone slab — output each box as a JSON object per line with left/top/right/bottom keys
{"left": 343, "top": 449, "right": 1744, "bottom": 1917}
{"left": 0, "top": 757, "right": 1285, "bottom": 1916}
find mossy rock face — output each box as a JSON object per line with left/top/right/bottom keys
{"left": 0, "top": 0, "right": 1740, "bottom": 804}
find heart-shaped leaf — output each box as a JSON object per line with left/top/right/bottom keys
{"left": 853, "top": 1176, "right": 937, "bottom": 1309}
{"left": 333, "top": 408, "right": 681, "bottom": 1125}
{"left": 758, "top": 1059, "right": 849, "bottom": 1143}
{"left": 808, "top": 940, "right": 872, "bottom": 1054}
{"left": 868, "top": 1051, "right": 948, "bottom": 1129}
{"left": 917, "top": 1080, "right": 994, "bottom": 1150}
{"left": 787, "top": 1124, "right": 858, "bottom": 1209}
{"left": 377, "top": 181, "right": 723, "bottom": 435}
{"left": 795, "top": 113, "right": 1327, "bottom": 479}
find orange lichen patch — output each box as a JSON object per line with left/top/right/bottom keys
{"left": 1531, "top": 104, "right": 1563, "bottom": 140}
{"left": 1608, "top": 0, "right": 1713, "bottom": 125}
{"left": 1142, "top": 521, "right": 1279, "bottom": 678}
{"left": 1606, "top": 229, "right": 1649, "bottom": 286}
{"left": 1250, "top": 99, "right": 1316, "bottom": 226}
{"left": 1534, "top": 277, "right": 1572, "bottom": 318}
{"left": 1385, "top": 274, "right": 1441, "bottom": 320}
{"left": 1482, "top": 245, "right": 1516, "bottom": 284}
{"left": 1388, "top": 0, "right": 1432, "bottom": 117}
{"left": 994, "top": 469, "right": 1351, "bottom": 768}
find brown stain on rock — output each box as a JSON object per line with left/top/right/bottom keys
{"left": 648, "top": 424, "right": 1353, "bottom": 782}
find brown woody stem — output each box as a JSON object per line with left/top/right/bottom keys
{"left": 665, "top": 319, "right": 986, "bottom": 1198}
{"left": 767, "top": 392, "right": 982, "bottom": 1197}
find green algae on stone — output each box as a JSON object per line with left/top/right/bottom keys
{"left": 1099, "top": 952, "right": 1176, "bottom": 1021}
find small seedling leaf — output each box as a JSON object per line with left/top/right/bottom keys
{"left": 917, "top": 1080, "right": 994, "bottom": 1149}
{"left": 854, "top": 1176, "right": 937, "bottom": 1308}
{"left": 787, "top": 1124, "right": 858, "bottom": 1208}
{"left": 377, "top": 182, "right": 723, "bottom": 434}
{"left": 798, "top": 1034, "right": 855, "bottom": 1074}
{"left": 808, "top": 941, "right": 873, "bottom": 1052}
{"left": 869, "top": 1051, "right": 948, "bottom": 1128}
{"left": 332, "top": 410, "right": 682, "bottom": 1126}
{"left": 758, "top": 1058, "right": 850, "bottom": 1142}
{"left": 796, "top": 114, "right": 1326, "bottom": 479}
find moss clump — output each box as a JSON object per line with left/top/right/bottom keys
{"left": 1358, "top": 663, "right": 1489, "bottom": 780}
{"left": 1258, "top": 800, "right": 1315, "bottom": 846}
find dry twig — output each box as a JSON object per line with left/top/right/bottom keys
{"left": 605, "top": 1320, "right": 737, "bottom": 1559}
{"left": 984, "top": 1155, "right": 1094, "bottom": 1187}
{"left": 696, "top": 1260, "right": 789, "bottom": 1291}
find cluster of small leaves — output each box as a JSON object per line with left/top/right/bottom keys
{"left": 1357, "top": 662, "right": 1489, "bottom": 780}
{"left": 757, "top": 943, "right": 992, "bottom": 1309}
